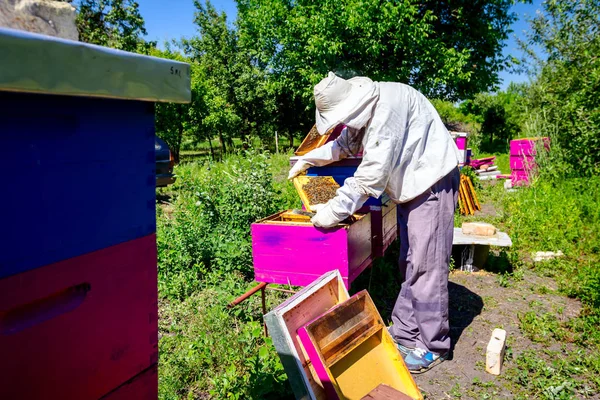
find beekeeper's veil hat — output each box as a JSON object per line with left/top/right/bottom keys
{"left": 314, "top": 72, "right": 380, "bottom": 134}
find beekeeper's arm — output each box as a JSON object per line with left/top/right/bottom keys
{"left": 311, "top": 105, "right": 402, "bottom": 228}
{"left": 287, "top": 127, "right": 362, "bottom": 179}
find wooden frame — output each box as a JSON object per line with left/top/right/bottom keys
{"left": 292, "top": 175, "right": 340, "bottom": 212}
{"left": 295, "top": 125, "right": 342, "bottom": 156}
{"left": 264, "top": 271, "right": 350, "bottom": 400}
{"left": 297, "top": 291, "right": 423, "bottom": 400}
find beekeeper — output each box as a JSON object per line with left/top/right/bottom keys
{"left": 288, "top": 72, "right": 461, "bottom": 373}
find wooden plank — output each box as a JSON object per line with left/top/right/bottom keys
{"left": 361, "top": 384, "right": 414, "bottom": 400}
{"left": 264, "top": 271, "right": 350, "bottom": 400}
{"left": 325, "top": 324, "right": 382, "bottom": 367}
{"left": 465, "top": 176, "right": 481, "bottom": 211}
{"left": 460, "top": 179, "right": 474, "bottom": 215}
{"left": 458, "top": 186, "right": 466, "bottom": 215}
{"left": 458, "top": 181, "right": 469, "bottom": 215}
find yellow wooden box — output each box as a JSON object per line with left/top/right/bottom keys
{"left": 297, "top": 291, "right": 423, "bottom": 400}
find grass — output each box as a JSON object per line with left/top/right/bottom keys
{"left": 157, "top": 150, "right": 600, "bottom": 399}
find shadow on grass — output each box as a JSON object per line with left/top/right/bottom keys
{"left": 448, "top": 281, "right": 483, "bottom": 354}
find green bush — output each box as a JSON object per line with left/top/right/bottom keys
{"left": 158, "top": 274, "right": 291, "bottom": 400}
{"left": 518, "top": 0, "right": 600, "bottom": 177}
{"left": 502, "top": 176, "right": 600, "bottom": 347}
{"left": 157, "top": 151, "right": 297, "bottom": 301}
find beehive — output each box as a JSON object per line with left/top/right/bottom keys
{"left": 509, "top": 137, "right": 550, "bottom": 186}
{"left": 252, "top": 211, "right": 372, "bottom": 288}
{"left": 0, "top": 28, "right": 190, "bottom": 399}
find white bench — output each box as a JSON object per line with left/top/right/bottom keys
{"left": 452, "top": 228, "right": 512, "bottom": 272}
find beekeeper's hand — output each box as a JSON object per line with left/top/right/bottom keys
{"left": 309, "top": 203, "right": 327, "bottom": 212}
{"left": 311, "top": 203, "right": 341, "bottom": 228}
{"left": 287, "top": 140, "right": 346, "bottom": 180}
{"left": 311, "top": 177, "right": 370, "bottom": 228}
{"left": 288, "top": 160, "right": 310, "bottom": 180}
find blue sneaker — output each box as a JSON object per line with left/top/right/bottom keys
{"left": 397, "top": 343, "right": 415, "bottom": 359}
{"left": 404, "top": 348, "right": 448, "bottom": 374}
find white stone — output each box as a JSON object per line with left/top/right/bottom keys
{"left": 486, "top": 328, "right": 506, "bottom": 376}
{"left": 533, "top": 251, "right": 564, "bottom": 262}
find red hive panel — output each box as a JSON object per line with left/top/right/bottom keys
{"left": 0, "top": 234, "right": 157, "bottom": 400}
{"left": 100, "top": 365, "right": 158, "bottom": 400}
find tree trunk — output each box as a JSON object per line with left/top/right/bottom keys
{"left": 173, "top": 123, "right": 184, "bottom": 164}
{"left": 218, "top": 131, "right": 227, "bottom": 159}
{"left": 207, "top": 134, "right": 215, "bottom": 161}
{"left": 240, "top": 126, "right": 249, "bottom": 150}
{"left": 288, "top": 130, "right": 294, "bottom": 151}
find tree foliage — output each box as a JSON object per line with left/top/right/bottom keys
{"left": 236, "top": 0, "right": 519, "bottom": 102}
{"left": 519, "top": 0, "right": 600, "bottom": 176}
{"left": 461, "top": 85, "right": 523, "bottom": 152}
{"left": 75, "top": 0, "right": 155, "bottom": 53}
{"left": 181, "top": 1, "right": 277, "bottom": 154}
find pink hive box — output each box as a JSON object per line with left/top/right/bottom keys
{"left": 510, "top": 137, "right": 550, "bottom": 156}
{"left": 450, "top": 132, "right": 468, "bottom": 164}
{"left": 252, "top": 211, "right": 372, "bottom": 289}
{"left": 510, "top": 137, "right": 550, "bottom": 186}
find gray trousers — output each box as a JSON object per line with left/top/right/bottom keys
{"left": 389, "top": 168, "right": 459, "bottom": 354}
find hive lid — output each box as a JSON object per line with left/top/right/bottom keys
{"left": 0, "top": 27, "right": 191, "bottom": 103}
{"left": 293, "top": 175, "right": 340, "bottom": 212}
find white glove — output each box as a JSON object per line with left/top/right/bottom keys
{"left": 310, "top": 203, "right": 327, "bottom": 212}
{"left": 288, "top": 160, "right": 310, "bottom": 180}
{"left": 287, "top": 141, "right": 344, "bottom": 180}
{"left": 311, "top": 177, "right": 370, "bottom": 228}
{"left": 311, "top": 203, "right": 340, "bottom": 228}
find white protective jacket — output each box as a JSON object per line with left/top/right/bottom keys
{"left": 296, "top": 82, "right": 461, "bottom": 227}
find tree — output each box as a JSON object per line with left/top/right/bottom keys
{"left": 236, "top": 0, "right": 520, "bottom": 104}
{"left": 151, "top": 47, "right": 210, "bottom": 163}
{"left": 519, "top": 0, "right": 600, "bottom": 176}
{"left": 461, "top": 86, "right": 522, "bottom": 152}
{"left": 75, "top": 0, "right": 155, "bottom": 53}
{"left": 184, "top": 1, "right": 277, "bottom": 154}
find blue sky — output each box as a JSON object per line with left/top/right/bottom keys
{"left": 139, "top": 0, "right": 544, "bottom": 91}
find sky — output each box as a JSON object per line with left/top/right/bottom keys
{"left": 139, "top": 0, "right": 544, "bottom": 91}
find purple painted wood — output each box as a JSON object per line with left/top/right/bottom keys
{"left": 297, "top": 326, "right": 340, "bottom": 400}
{"left": 455, "top": 136, "right": 467, "bottom": 150}
{"left": 252, "top": 211, "right": 372, "bottom": 289}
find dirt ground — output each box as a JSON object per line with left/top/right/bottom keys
{"left": 411, "top": 269, "right": 581, "bottom": 399}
